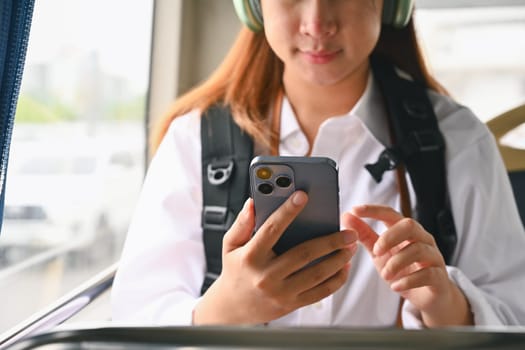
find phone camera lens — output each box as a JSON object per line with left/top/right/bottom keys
{"left": 275, "top": 176, "right": 291, "bottom": 188}
{"left": 258, "top": 182, "right": 273, "bottom": 195}
{"left": 256, "top": 167, "right": 272, "bottom": 180}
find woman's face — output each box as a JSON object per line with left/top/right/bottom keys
{"left": 261, "top": 0, "right": 383, "bottom": 87}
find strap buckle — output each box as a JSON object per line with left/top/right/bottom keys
{"left": 411, "top": 130, "right": 444, "bottom": 152}
{"left": 365, "top": 148, "right": 400, "bottom": 183}
{"left": 202, "top": 205, "right": 234, "bottom": 231}
{"left": 207, "top": 160, "right": 234, "bottom": 185}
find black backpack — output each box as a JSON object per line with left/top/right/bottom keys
{"left": 199, "top": 55, "right": 457, "bottom": 295}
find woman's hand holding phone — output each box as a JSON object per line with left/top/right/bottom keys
{"left": 193, "top": 192, "right": 358, "bottom": 325}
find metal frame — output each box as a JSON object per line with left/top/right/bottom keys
{"left": 0, "top": 263, "right": 117, "bottom": 349}
{"left": 6, "top": 326, "right": 525, "bottom": 350}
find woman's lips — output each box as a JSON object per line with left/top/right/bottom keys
{"left": 301, "top": 50, "right": 340, "bottom": 64}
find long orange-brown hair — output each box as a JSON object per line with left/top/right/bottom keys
{"left": 150, "top": 16, "right": 445, "bottom": 155}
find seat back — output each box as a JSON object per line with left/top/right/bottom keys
{"left": 486, "top": 104, "right": 525, "bottom": 227}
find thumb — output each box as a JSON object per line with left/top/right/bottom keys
{"left": 222, "top": 198, "right": 255, "bottom": 253}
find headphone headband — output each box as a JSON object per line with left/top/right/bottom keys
{"left": 383, "top": 0, "right": 414, "bottom": 28}
{"left": 233, "top": 0, "right": 263, "bottom": 32}
{"left": 233, "top": 0, "right": 415, "bottom": 32}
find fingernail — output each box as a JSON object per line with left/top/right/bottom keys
{"left": 350, "top": 243, "right": 358, "bottom": 255}
{"left": 390, "top": 281, "right": 401, "bottom": 292}
{"left": 343, "top": 231, "right": 356, "bottom": 244}
{"left": 351, "top": 205, "right": 364, "bottom": 215}
{"left": 373, "top": 242, "right": 383, "bottom": 255}
{"left": 242, "top": 198, "right": 251, "bottom": 211}
{"left": 292, "top": 191, "right": 307, "bottom": 206}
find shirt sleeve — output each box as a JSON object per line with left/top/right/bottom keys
{"left": 111, "top": 110, "right": 205, "bottom": 325}
{"left": 402, "top": 106, "right": 525, "bottom": 328}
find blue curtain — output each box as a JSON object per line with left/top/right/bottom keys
{"left": 0, "top": 0, "right": 35, "bottom": 234}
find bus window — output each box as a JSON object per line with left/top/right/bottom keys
{"left": 0, "top": 0, "right": 153, "bottom": 334}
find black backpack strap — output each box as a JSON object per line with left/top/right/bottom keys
{"left": 200, "top": 105, "right": 253, "bottom": 294}
{"left": 367, "top": 54, "right": 457, "bottom": 264}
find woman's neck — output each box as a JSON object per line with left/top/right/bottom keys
{"left": 283, "top": 62, "right": 370, "bottom": 148}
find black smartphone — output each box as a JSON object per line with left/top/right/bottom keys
{"left": 249, "top": 156, "right": 340, "bottom": 255}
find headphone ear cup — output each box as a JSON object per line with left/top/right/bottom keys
{"left": 382, "top": 0, "right": 415, "bottom": 28}
{"left": 233, "top": 0, "right": 264, "bottom": 32}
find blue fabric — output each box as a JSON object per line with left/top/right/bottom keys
{"left": 0, "top": 0, "right": 35, "bottom": 234}
{"left": 509, "top": 171, "right": 525, "bottom": 228}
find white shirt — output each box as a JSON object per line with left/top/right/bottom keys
{"left": 111, "top": 73, "right": 525, "bottom": 328}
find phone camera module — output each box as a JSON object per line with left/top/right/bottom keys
{"left": 275, "top": 176, "right": 292, "bottom": 188}
{"left": 258, "top": 182, "right": 273, "bottom": 195}
{"left": 256, "top": 167, "right": 272, "bottom": 180}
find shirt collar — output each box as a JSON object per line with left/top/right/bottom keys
{"left": 279, "top": 70, "right": 391, "bottom": 148}
{"left": 352, "top": 70, "right": 391, "bottom": 146}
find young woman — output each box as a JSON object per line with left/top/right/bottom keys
{"left": 112, "top": 0, "right": 525, "bottom": 328}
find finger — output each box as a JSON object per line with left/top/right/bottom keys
{"left": 352, "top": 205, "right": 404, "bottom": 228}
{"left": 390, "top": 267, "right": 445, "bottom": 293}
{"left": 296, "top": 266, "right": 350, "bottom": 307}
{"left": 248, "top": 191, "right": 308, "bottom": 252}
{"left": 271, "top": 230, "right": 357, "bottom": 277}
{"left": 284, "top": 246, "right": 354, "bottom": 294}
{"left": 381, "top": 242, "right": 441, "bottom": 281}
{"left": 341, "top": 212, "right": 378, "bottom": 255}
{"left": 375, "top": 218, "right": 435, "bottom": 256}
{"left": 222, "top": 198, "right": 255, "bottom": 253}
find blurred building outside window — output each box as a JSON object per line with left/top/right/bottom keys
{"left": 0, "top": 0, "right": 153, "bottom": 333}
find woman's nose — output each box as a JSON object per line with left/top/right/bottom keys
{"left": 299, "top": 0, "right": 337, "bottom": 39}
